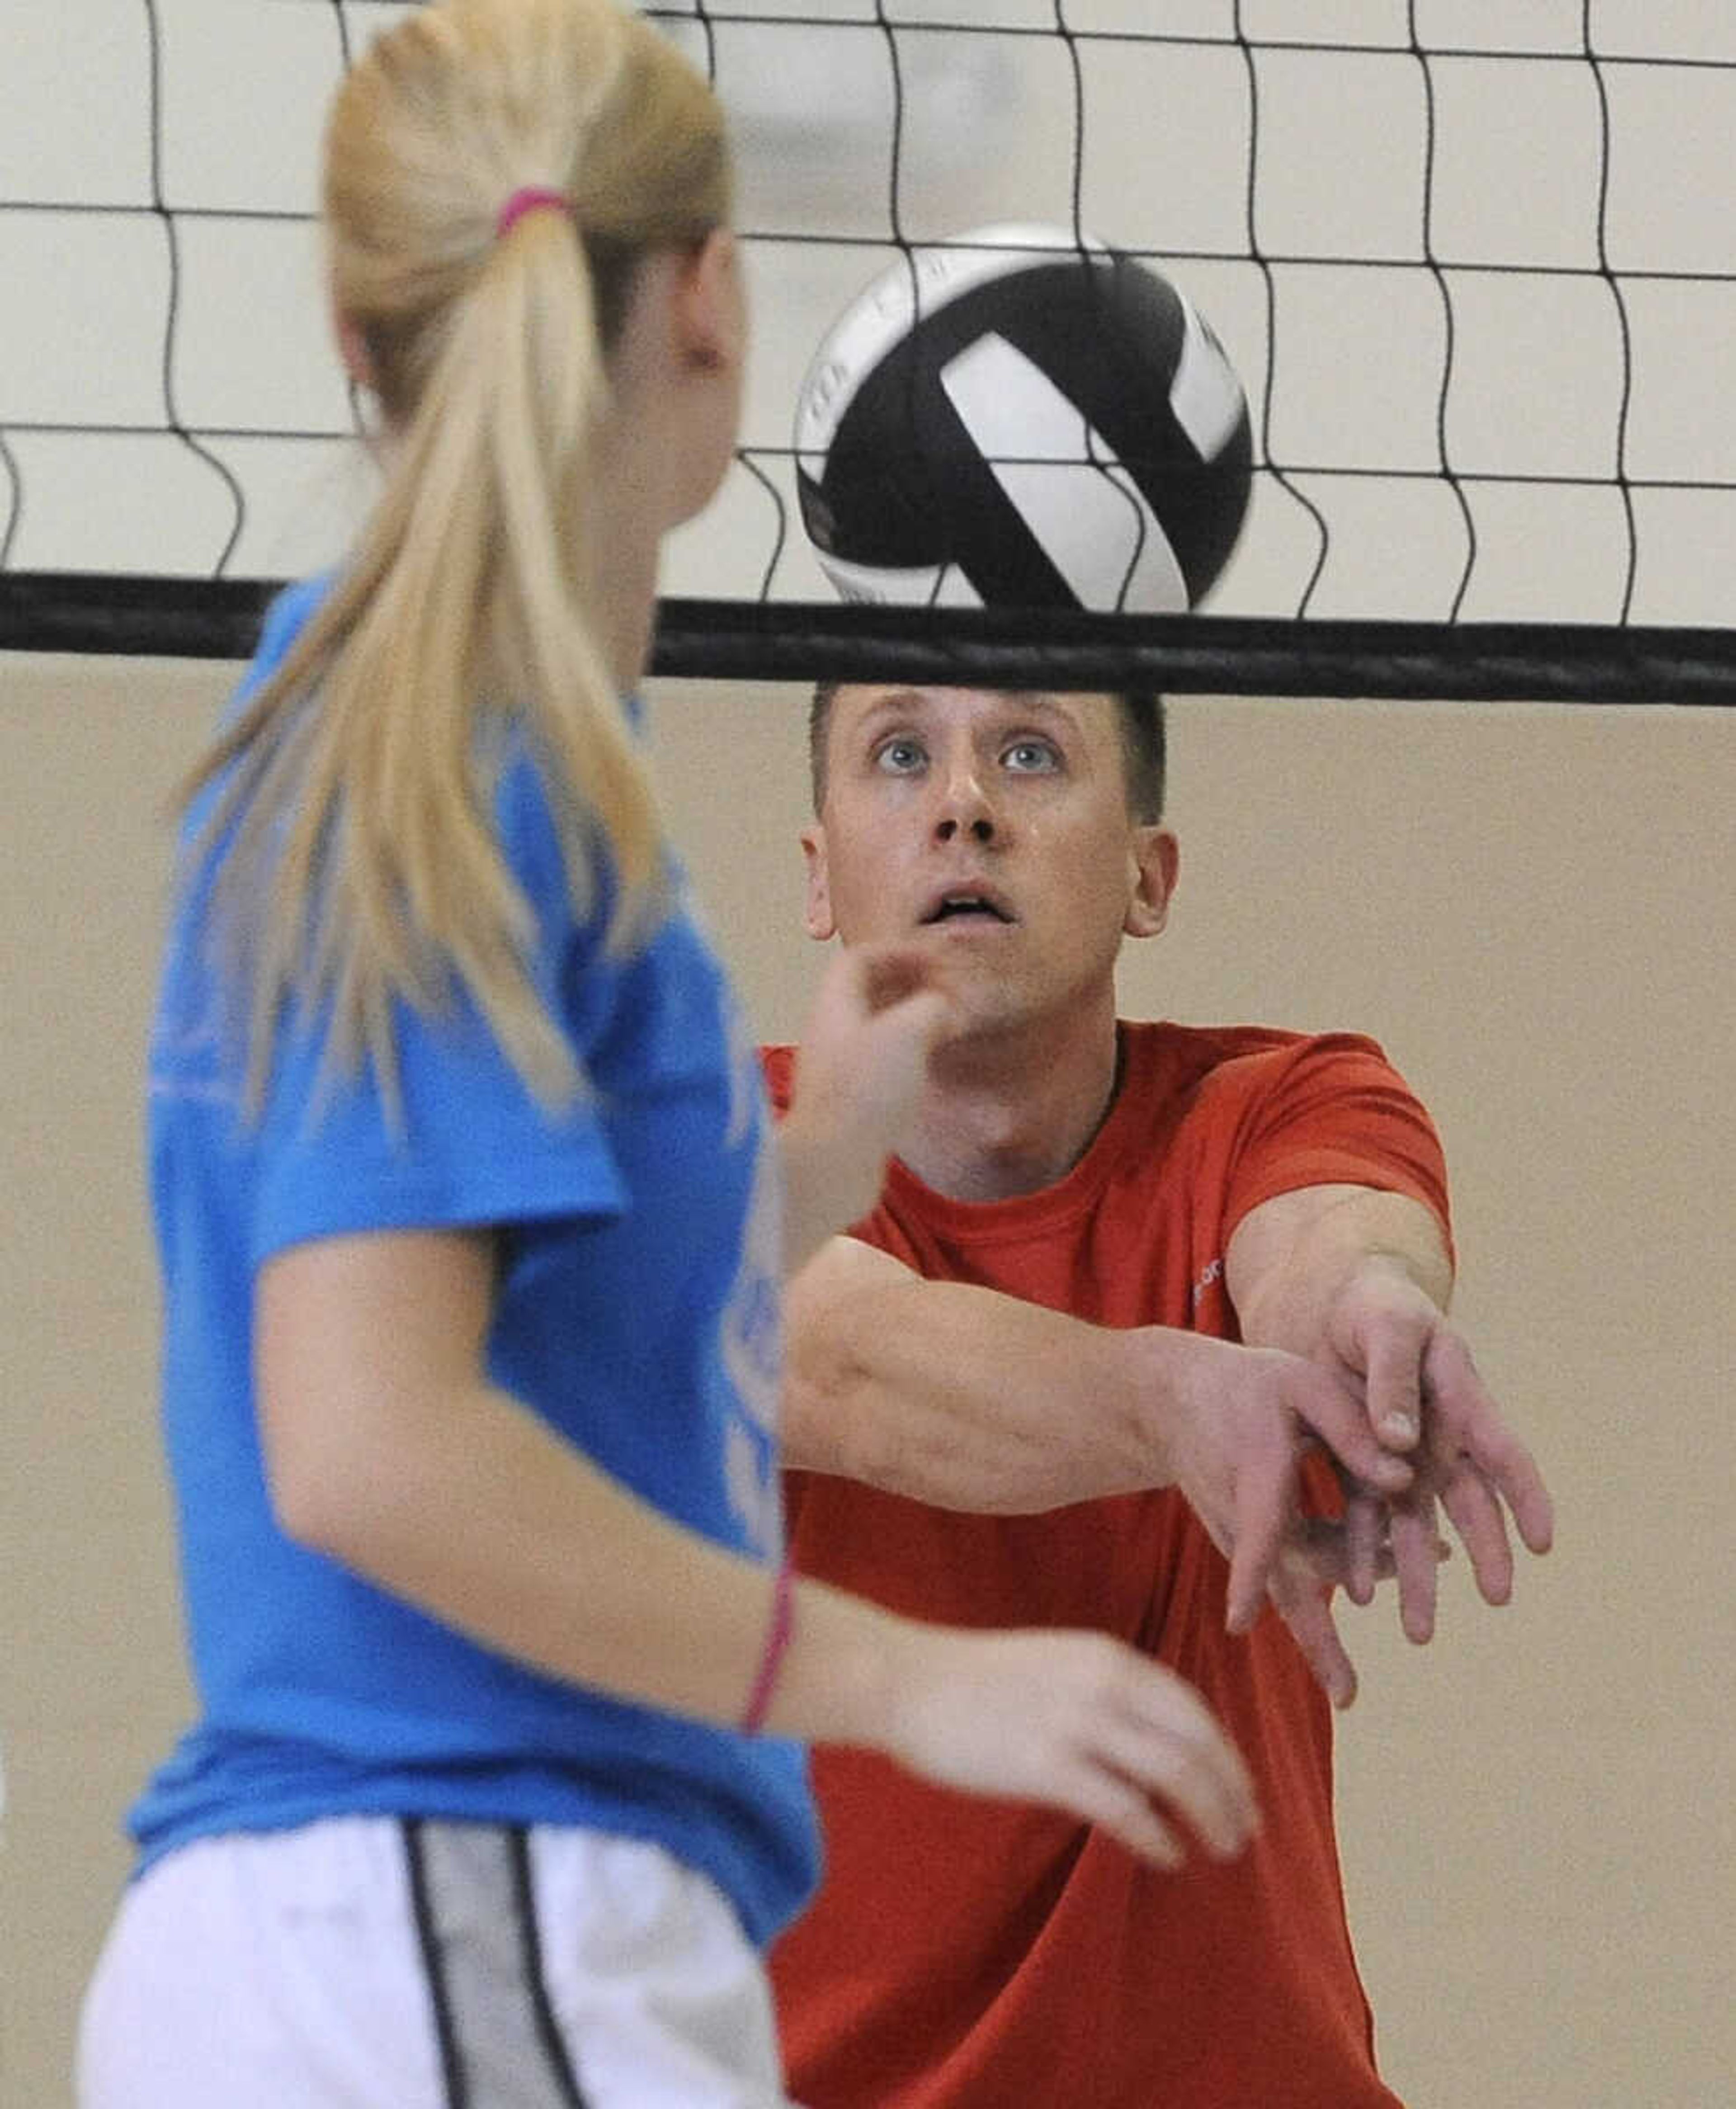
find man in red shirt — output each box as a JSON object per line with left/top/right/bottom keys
{"left": 764, "top": 681, "right": 1552, "bottom": 2108}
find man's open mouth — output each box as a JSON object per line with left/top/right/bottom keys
{"left": 922, "top": 893, "right": 1013, "bottom": 925}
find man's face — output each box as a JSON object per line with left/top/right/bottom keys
{"left": 802, "top": 686, "right": 1178, "bottom": 1039}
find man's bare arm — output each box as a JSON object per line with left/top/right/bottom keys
{"left": 783, "top": 1234, "right": 1420, "bottom": 1705}
{"left": 783, "top": 1235, "right": 1166, "bottom": 1510}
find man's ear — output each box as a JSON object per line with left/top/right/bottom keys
{"left": 673, "top": 227, "right": 742, "bottom": 375}
{"left": 1124, "top": 826, "right": 1179, "bottom": 939}
{"left": 800, "top": 824, "right": 837, "bottom": 941}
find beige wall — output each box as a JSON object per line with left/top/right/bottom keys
{"left": 1, "top": 652, "right": 1731, "bottom": 2105}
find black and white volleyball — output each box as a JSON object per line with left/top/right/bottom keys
{"left": 793, "top": 225, "right": 1252, "bottom": 612}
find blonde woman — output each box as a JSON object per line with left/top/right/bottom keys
{"left": 77, "top": 5, "right": 1256, "bottom": 2104}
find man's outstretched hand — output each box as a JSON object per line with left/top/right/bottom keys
{"left": 1323, "top": 1259, "right": 1554, "bottom": 1643}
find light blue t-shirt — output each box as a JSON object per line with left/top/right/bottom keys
{"left": 130, "top": 578, "right": 817, "bottom": 1947}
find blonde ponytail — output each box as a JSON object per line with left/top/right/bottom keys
{"left": 184, "top": 0, "right": 731, "bottom": 1115}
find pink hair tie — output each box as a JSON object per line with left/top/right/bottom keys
{"left": 496, "top": 186, "right": 574, "bottom": 240}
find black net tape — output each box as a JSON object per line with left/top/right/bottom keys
{"left": 3, "top": 572, "right": 1731, "bottom": 705}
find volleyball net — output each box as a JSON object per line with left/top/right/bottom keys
{"left": 1, "top": 1, "right": 1732, "bottom": 701}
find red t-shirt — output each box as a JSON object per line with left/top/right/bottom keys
{"left": 761, "top": 1021, "right": 1450, "bottom": 2109}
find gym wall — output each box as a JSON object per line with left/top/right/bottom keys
{"left": 1, "top": 648, "right": 1728, "bottom": 2106}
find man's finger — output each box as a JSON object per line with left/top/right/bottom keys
{"left": 1293, "top": 1367, "right": 1414, "bottom": 1494}
{"left": 1290, "top": 1514, "right": 1451, "bottom": 1592}
{"left": 1362, "top": 1307, "right": 1429, "bottom": 1451}
{"left": 1472, "top": 1426, "right": 1555, "bottom": 1556}
{"left": 1269, "top": 1559, "right": 1357, "bottom": 1709}
{"left": 1388, "top": 1494, "right": 1441, "bottom": 1644}
{"left": 1439, "top": 1470, "right": 1514, "bottom": 1606}
{"left": 1423, "top": 1330, "right": 1554, "bottom": 1555}
{"left": 1225, "top": 1445, "right": 1293, "bottom": 1636}
{"left": 1342, "top": 1486, "right": 1383, "bottom": 1608}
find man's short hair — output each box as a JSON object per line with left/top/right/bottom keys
{"left": 808, "top": 682, "right": 1166, "bottom": 823}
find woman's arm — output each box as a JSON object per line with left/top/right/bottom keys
{"left": 256, "top": 1224, "right": 1259, "bottom": 1866}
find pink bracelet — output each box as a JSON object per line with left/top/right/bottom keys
{"left": 739, "top": 1556, "right": 795, "bottom": 1735}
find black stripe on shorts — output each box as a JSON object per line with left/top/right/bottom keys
{"left": 402, "top": 1820, "right": 590, "bottom": 2109}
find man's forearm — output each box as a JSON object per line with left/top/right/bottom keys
{"left": 782, "top": 1238, "right": 1201, "bottom": 1512}
{"left": 780, "top": 1229, "right": 1458, "bottom": 1693}
{"left": 1227, "top": 1184, "right": 1453, "bottom": 1365}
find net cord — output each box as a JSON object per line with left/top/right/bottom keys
{"left": 2, "top": 571, "right": 1731, "bottom": 706}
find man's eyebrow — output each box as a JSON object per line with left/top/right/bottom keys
{"left": 1002, "top": 694, "right": 1087, "bottom": 736}
{"left": 848, "top": 691, "right": 927, "bottom": 736}
{"left": 854, "top": 690, "right": 1075, "bottom": 718}
{"left": 843, "top": 691, "right": 1091, "bottom": 744}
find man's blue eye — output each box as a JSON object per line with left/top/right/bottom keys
{"left": 876, "top": 740, "right": 925, "bottom": 772}
{"left": 1004, "top": 740, "right": 1058, "bottom": 772}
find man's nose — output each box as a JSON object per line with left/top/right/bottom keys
{"left": 932, "top": 757, "right": 996, "bottom": 844}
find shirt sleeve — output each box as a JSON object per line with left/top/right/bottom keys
{"left": 1217, "top": 1032, "right": 1454, "bottom": 1259}
{"left": 250, "top": 746, "right": 629, "bottom": 1266}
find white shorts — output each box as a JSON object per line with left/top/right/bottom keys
{"left": 78, "top": 1816, "right": 800, "bottom": 2108}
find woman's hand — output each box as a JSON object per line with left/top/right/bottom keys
{"left": 778, "top": 946, "right": 957, "bottom": 1272}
